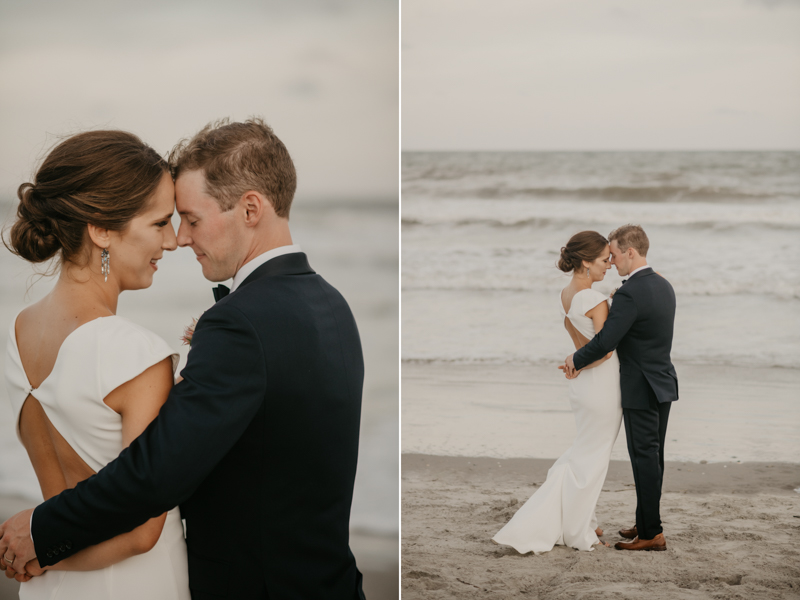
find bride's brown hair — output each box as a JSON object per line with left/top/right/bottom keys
{"left": 557, "top": 231, "right": 609, "bottom": 273}
{"left": 5, "top": 130, "right": 168, "bottom": 266}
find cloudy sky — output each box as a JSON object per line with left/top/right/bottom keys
{"left": 403, "top": 0, "right": 800, "bottom": 150}
{"left": 0, "top": 0, "right": 397, "bottom": 201}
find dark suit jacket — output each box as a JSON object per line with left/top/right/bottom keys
{"left": 573, "top": 267, "right": 679, "bottom": 410}
{"left": 32, "top": 253, "right": 366, "bottom": 599}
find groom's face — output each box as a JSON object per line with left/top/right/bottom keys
{"left": 609, "top": 240, "right": 632, "bottom": 276}
{"left": 175, "top": 170, "right": 243, "bottom": 282}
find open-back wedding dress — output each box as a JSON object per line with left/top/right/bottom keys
{"left": 492, "top": 288, "right": 622, "bottom": 554}
{"left": 5, "top": 314, "right": 191, "bottom": 599}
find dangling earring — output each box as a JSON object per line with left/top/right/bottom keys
{"left": 586, "top": 267, "right": 590, "bottom": 279}
{"left": 101, "top": 248, "right": 110, "bottom": 282}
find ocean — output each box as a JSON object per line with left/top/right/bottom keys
{"left": 401, "top": 151, "right": 800, "bottom": 464}
{"left": 402, "top": 151, "right": 800, "bottom": 370}
{"left": 0, "top": 197, "right": 398, "bottom": 536}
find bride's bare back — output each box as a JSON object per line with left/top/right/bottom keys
{"left": 10, "top": 296, "right": 176, "bottom": 576}
{"left": 14, "top": 302, "right": 106, "bottom": 500}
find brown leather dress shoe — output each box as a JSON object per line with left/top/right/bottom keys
{"left": 614, "top": 533, "right": 666, "bottom": 551}
{"left": 618, "top": 525, "right": 637, "bottom": 539}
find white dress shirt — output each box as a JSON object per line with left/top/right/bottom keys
{"left": 230, "top": 244, "right": 302, "bottom": 293}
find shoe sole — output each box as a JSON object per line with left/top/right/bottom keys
{"left": 614, "top": 545, "right": 667, "bottom": 551}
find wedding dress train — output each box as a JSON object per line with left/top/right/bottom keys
{"left": 5, "top": 315, "right": 191, "bottom": 600}
{"left": 492, "top": 289, "right": 622, "bottom": 554}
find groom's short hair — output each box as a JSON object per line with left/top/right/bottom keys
{"left": 169, "top": 118, "right": 296, "bottom": 218}
{"left": 608, "top": 224, "right": 649, "bottom": 257}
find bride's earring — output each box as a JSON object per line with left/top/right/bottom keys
{"left": 586, "top": 267, "right": 590, "bottom": 279}
{"left": 101, "top": 248, "right": 110, "bottom": 282}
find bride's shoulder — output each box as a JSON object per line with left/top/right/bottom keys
{"left": 576, "top": 287, "right": 608, "bottom": 310}
{"left": 81, "top": 317, "right": 175, "bottom": 371}
{"left": 94, "top": 316, "right": 173, "bottom": 354}
{"left": 91, "top": 318, "right": 178, "bottom": 395}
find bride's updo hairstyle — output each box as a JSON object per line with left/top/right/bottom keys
{"left": 6, "top": 130, "right": 168, "bottom": 266}
{"left": 557, "top": 230, "right": 609, "bottom": 273}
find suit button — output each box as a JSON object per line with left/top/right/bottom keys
{"left": 59, "top": 543, "right": 66, "bottom": 552}
{"left": 65, "top": 541, "right": 72, "bottom": 550}
{"left": 46, "top": 551, "right": 53, "bottom": 558}
{"left": 53, "top": 549, "right": 59, "bottom": 556}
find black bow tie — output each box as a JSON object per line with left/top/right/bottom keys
{"left": 620, "top": 279, "right": 628, "bottom": 285}
{"left": 213, "top": 284, "right": 230, "bottom": 302}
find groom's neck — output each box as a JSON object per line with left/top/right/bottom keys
{"left": 237, "top": 221, "right": 293, "bottom": 272}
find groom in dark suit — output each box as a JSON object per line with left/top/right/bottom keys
{"left": 565, "top": 224, "right": 678, "bottom": 552}
{"left": 0, "top": 119, "right": 366, "bottom": 598}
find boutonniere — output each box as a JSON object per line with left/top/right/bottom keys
{"left": 610, "top": 287, "right": 619, "bottom": 299}
{"left": 181, "top": 316, "right": 202, "bottom": 346}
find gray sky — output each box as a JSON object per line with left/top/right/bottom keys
{"left": 0, "top": 0, "right": 397, "bottom": 201}
{"left": 402, "top": 0, "right": 800, "bottom": 150}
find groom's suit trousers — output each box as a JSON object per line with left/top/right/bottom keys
{"left": 623, "top": 385, "right": 671, "bottom": 540}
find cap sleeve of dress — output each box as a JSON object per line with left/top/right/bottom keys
{"left": 578, "top": 289, "right": 609, "bottom": 316}
{"left": 97, "top": 317, "right": 179, "bottom": 401}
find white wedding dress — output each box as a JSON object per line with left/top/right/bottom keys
{"left": 4, "top": 314, "right": 191, "bottom": 600}
{"left": 492, "top": 288, "right": 622, "bottom": 554}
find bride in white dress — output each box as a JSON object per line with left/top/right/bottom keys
{"left": 3, "top": 131, "right": 190, "bottom": 599}
{"left": 492, "top": 230, "right": 623, "bottom": 554}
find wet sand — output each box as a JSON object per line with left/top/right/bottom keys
{"left": 402, "top": 454, "right": 800, "bottom": 599}
{"left": 402, "top": 362, "right": 800, "bottom": 463}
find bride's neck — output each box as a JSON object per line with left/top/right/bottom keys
{"left": 53, "top": 263, "right": 120, "bottom": 315}
{"left": 570, "top": 271, "right": 594, "bottom": 291}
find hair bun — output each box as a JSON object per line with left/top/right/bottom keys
{"left": 557, "top": 246, "right": 574, "bottom": 273}
{"left": 6, "top": 183, "right": 62, "bottom": 263}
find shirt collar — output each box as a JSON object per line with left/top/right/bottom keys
{"left": 230, "top": 244, "right": 302, "bottom": 292}
{"left": 627, "top": 264, "right": 651, "bottom": 278}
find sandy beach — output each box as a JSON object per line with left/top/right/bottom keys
{"left": 401, "top": 361, "right": 800, "bottom": 598}
{"left": 402, "top": 454, "right": 800, "bottom": 599}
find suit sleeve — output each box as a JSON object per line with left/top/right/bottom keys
{"left": 32, "top": 304, "right": 267, "bottom": 566}
{"left": 573, "top": 290, "right": 637, "bottom": 370}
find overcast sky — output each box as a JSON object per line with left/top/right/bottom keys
{"left": 0, "top": 0, "right": 397, "bottom": 201}
{"left": 402, "top": 0, "right": 800, "bottom": 150}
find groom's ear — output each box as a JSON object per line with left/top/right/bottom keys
{"left": 240, "top": 191, "right": 271, "bottom": 227}
{"left": 86, "top": 223, "right": 111, "bottom": 250}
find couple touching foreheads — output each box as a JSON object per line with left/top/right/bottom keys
{"left": 493, "top": 225, "right": 679, "bottom": 555}
{"left": 0, "top": 119, "right": 366, "bottom": 599}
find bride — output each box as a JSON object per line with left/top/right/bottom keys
{"left": 3, "top": 131, "right": 191, "bottom": 598}
{"left": 492, "top": 230, "right": 622, "bottom": 554}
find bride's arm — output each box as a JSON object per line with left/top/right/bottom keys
{"left": 28, "top": 359, "right": 174, "bottom": 575}
{"left": 578, "top": 301, "right": 614, "bottom": 370}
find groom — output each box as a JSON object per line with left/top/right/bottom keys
{"left": 565, "top": 224, "right": 678, "bottom": 552}
{"left": 0, "top": 119, "right": 367, "bottom": 598}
